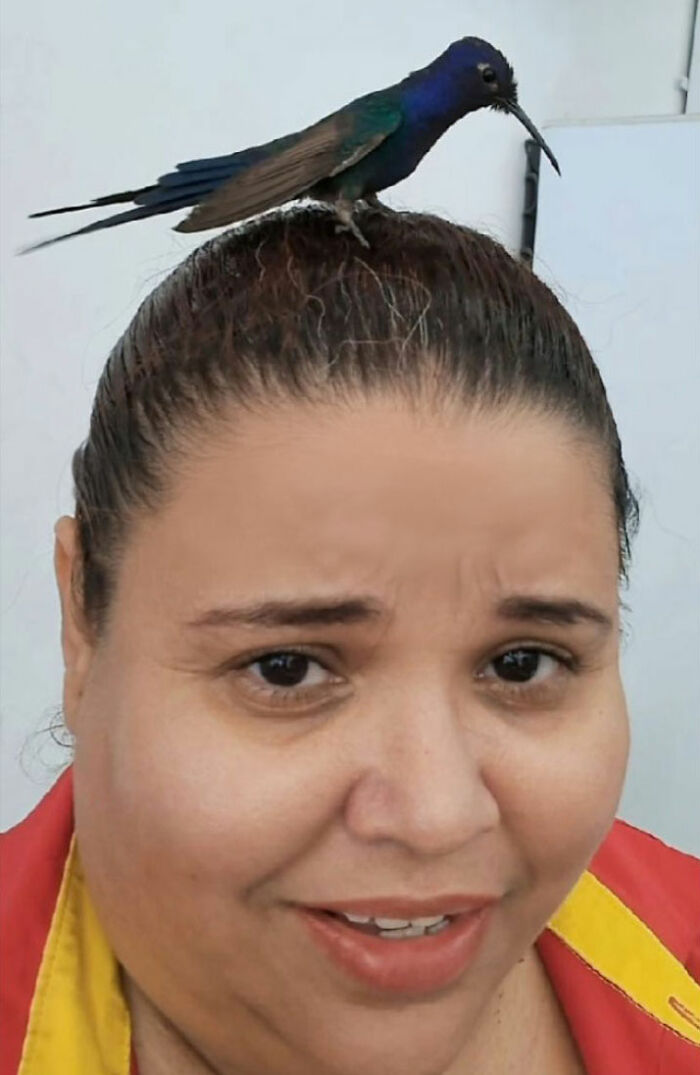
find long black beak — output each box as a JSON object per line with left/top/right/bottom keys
{"left": 504, "top": 101, "right": 560, "bottom": 175}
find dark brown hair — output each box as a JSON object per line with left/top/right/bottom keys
{"left": 70, "top": 204, "right": 638, "bottom": 641}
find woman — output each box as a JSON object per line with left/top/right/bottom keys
{"left": 2, "top": 206, "right": 699, "bottom": 1075}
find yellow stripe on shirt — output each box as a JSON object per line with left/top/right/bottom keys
{"left": 18, "top": 835, "right": 132, "bottom": 1075}
{"left": 548, "top": 868, "right": 700, "bottom": 1046}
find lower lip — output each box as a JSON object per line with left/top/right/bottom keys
{"left": 297, "top": 905, "right": 493, "bottom": 995}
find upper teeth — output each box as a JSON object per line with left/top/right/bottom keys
{"left": 340, "top": 913, "right": 448, "bottom": 928}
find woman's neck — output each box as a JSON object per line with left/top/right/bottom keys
{"left": 123, "top": 972, "right": 219, "bottom": 1075}
{"left": 444, "top": 946, "right": 586, "bottom": 1075}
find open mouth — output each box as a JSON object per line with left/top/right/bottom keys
{"left": 298, "top": 905, "right": 493, "bottom": 994}
{"left": 321, "top": 909, "right": 453, "bottom": 939}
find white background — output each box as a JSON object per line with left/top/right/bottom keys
{"left": 1, "top": 1, "right": 698, "bottom": 844}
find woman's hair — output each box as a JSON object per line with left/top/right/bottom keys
{"left": 70, "top": 204, "right": 639, "bottom": 642}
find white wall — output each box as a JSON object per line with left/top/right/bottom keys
{"left": 1, "top": 0, "right": 697, "bottom": 829}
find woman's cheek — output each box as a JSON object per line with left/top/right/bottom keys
{"left": 514, "top": 687, "right": 629, "bottom": 892}
{"left": 114, "top": 709, "right": 337, "bottom": 887}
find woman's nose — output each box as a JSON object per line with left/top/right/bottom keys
{"left": 343, "top": 685, "right": 500, "bottom": 856}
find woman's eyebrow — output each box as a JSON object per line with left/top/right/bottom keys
{"left": 185, "top": 594, "right": 613, "bottom": 632}
{"left": 185, "top": 596, "right": 386, "bottom": 630}
{"left": 496, "top": 595, "right": 613, "bottom": 630}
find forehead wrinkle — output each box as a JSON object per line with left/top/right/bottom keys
{"left": 451, "top": 539, "right": 614, "bottom": 622}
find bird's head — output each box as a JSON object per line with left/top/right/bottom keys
{"left": 448, "top": 37, "right": 560, "bottom": 175}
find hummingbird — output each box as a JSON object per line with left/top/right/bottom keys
{"left": 22, "top": 37, "right": 559, "bottom": 254}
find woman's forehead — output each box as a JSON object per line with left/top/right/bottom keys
{"left": 174, "top": 396, "right": 606, "bottom": 510}
{"left": 122, "top": 399, "right": 618, "bottom": 616}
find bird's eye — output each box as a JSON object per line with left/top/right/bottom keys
{"left": 481, "top": 66, "right": 497, "bottom": 84}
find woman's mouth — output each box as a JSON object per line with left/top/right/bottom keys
{"left": 296, "top": 902, "right": 495, "bottom": 995}
{"left": 324, "top": 910, "right": 452, "bottom": 938}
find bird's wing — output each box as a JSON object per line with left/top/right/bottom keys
{"left": 174, "top": 102, "right": 402, "bottom": 233}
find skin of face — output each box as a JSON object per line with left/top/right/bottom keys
{"left": 54, "top": 395, "right": 629, "bottom": 1075}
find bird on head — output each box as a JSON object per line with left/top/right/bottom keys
{"left": 22, "top": 36, "right": 559, "bottom": 254}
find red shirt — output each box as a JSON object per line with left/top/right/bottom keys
{"left": 2, "top": 768, "right": 699, "bottom": 1074}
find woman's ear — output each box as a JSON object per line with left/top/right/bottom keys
{"left": 53, "top": 515, "right": 94, "bottom": 735}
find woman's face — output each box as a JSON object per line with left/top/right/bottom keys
{"left": 57, "top": 396, "right": 629, "bottom": 1075}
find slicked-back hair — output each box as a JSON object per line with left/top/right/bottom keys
{"left": 70, "top": 204, "right": 638, "bottom": 641}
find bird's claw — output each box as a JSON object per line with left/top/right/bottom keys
{"left": 332, "top": 200, "right": 371, "bottom": 248}
{"left": 334, "top": 221, "right": 370, "bottom": 248}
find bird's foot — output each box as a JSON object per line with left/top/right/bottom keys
{"left": 334, "top": 221, "right": 371, "bottom": 248}
{"left": 363, "top": 193, "right": 386, "bottom": 209}
{"left": 333, "top": 201, "right": 371, "bottom": 249}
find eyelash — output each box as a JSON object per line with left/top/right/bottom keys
{"left": 227, "top": 644, "right": 580, "bottom": 709}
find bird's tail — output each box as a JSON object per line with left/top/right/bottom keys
{"left": 19, "top": 200, "right": 193, "bottom": 254}
{"left": 21, "top": 153, "right": 249, "bottom": 253}
{"left": 28, "top": 185, "right": 154, "bottom": 218}
{"left": 20, "top": 172, "right": 227, "bottom": 253}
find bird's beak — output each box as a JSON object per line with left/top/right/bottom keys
{"left": 503, "top": 100, "right": 560, "bottom": 175}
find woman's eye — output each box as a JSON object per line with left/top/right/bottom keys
{"left": 238, "top": 650, "right": 334, "bottom": 702}
{"left": 481, "top": 648, "right": 569, "bottom": 688}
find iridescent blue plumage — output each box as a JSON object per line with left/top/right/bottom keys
{"left": 23, "top": 37, "right": 559, "bottom": 253}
